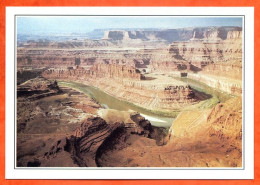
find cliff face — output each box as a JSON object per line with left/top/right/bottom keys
{"left": 41, "top": 113, "right": 154, "bottom": 167}
{"left": 168, "top": 35, "right": 241, "bottom": 63}
{"left": 146, "top": 28, "right": 242, "bottom": 95}
{"left": 42, "top": 66, "right": 90, "bottom": 80}
{"left": 90, "top": 63, "right": 144, "bottom": 80}
{"left": 17, "top": 27, "right": 242, "bottom": 84}
{"left": 201, "top": 63, "right": 242, "bottom": 80}
{"left": 191, "top": 27, "right": 242, "bottom": 40}
{"left": 17, "top": 69, "right": 44, "bottom": 85}
{"left": 17, "top": 76, "right": 61, "bottom": 100}
{"left": 19, "top": 39, "right": 115, "bottom": 49}
{"left": 17, "top": 48, "right": 137, "bottom": 68}
{"left": 148, "top": 27, "right": 242, "bottom": 77}
{"left": 167, "top": 97, "right": 242, "bottom": 167}
{"left": 42, "top": 64, "right": 199, "bottom": 111}
{"left": 42, "top": 63, "right": 144, "bottom": 80}
{"left": 16, "top": 78, "right": 103, "bottom": 167}
{"left": 91, "top": 78, "right": 197, "bottom": 110}
{"left": 168, "top": 96, "right": 242, "bottom": 145}
{"left": 188, "top": 73, "right": 242, "bottom": 95}
{"left": 64, "top": 117, "right": 124, "bottom": 167}
{"left": 17, "top": 78, "right": 242, "bottom": 167}
{"left": 17, "top": 50, "right": 98, "bottom": 68}
{"left": 103, "top": 27, "right": 241, "bottom": 43}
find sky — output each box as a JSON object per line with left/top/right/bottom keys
{"left": 17, "top": 16, "right": 243, "bottom": 35}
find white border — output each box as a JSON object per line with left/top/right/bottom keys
{"left": 5, "top": 7, "right": 254, "bottom": 179}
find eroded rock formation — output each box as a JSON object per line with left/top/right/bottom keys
{"left": 61, "top": 117, "right": 124, "bottom": 167}
{"left": 17, "top": 76, "right": 61, "bottom": 100}
{"left": 42, "top": 62, "right": 199, "bottom": 111}
{"left": 90, "top": 63, "right": 145, "bottom": 80}
{"left": 167, "top": 97, "right": 242, "bottom": 167}
{"left": 41, "top": 112, "right": 155, "bottom": 167}
{"left": 16, "top": 77, "right": 103, "bottom": 167}
{"left": 103, "top": 27, "right": 241, "bottom": 43}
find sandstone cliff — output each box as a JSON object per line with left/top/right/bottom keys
{"left": 90, "top": 63, "right": 144, "bottom": 80}
{"left": 103, "top": 27, "right": 241, "bottom": 43}
{"left": 19, "top": 39, "right": 115, "bottom": 49}
{"left": 167, "top": 97, "right": 242, "bottom": 167}
{"left": 188, "top": 73, "right": 242, "bottom": 95}
{"left": 41, "top": 113, "right": 154, "bottom": 167}
{"left": 42, "top": 63, "right": 199, "bottom": 111}
{"left": 17, "top": 76, "right": 61, "bottom": 100}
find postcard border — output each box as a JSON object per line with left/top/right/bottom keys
{"left": 5, "top": 6, "right": 255, "bottom": 179}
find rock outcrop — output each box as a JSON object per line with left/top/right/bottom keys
{"left": 17, "top": 76, "right": 61, "bottom": 100}
{"left": 17, "top": 68, "right": 44, "bottom": 85}
{"left": 16, "top": 25, "right": 243, "bottom": 168}
{"left": 167, "top": 97, "right": 242, "bottom": 167}
{"left": 91, "top": 98, "right": 242, "bottom": 167}
{"left": 16, "top": 78, "right": 104, "bottom": 167}
{"left": 201, "top": 62, "right": 242, "bottom": 80}
{"left": 42, "top": 63, "right": 199, "bottom": 111}
{"left": 90, "top": 63, "right": 145, "bottom": 80}
{"left": 18, "top": 39, "right": 115, "bottom": 49}
{"left": 188, "top": 73, "right": 242, "bottom": 95}
{"left": 42, "top": 113, "right": 154, "bottom": 167}
{"left": 42, "top": 66, "right": 89, "bottom": 80}
{"left": 63, "top": 117, "right": 124, "bottom": 167}
{"left": 103, "top": 27, "right": 241, "bottom": 43}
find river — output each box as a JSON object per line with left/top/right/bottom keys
{"left": 58, "top": 78, "right": 233, "bottom": 128}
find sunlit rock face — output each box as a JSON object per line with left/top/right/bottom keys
{"left": 17, "top": 76, "right": 61, "bottom": 99}
{"left": 16, "top": 25, "right": 243, "bottom": 168}
{"left": 167, "top": 97, "right": 242, "bottom": 167}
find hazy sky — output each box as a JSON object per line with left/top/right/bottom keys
{"left": 17, "top": 16, "right": 243, "bottom": 35}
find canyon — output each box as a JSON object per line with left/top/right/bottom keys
{"left": 16, "top": 26, "right": 243, "bottom": 167}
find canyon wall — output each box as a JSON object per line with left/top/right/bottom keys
{"left": 19, "top": 26, "right": 243, "bottom": 100}
{"left": 17, "top": 76, "right": 61, "bottom": 100}
{"left": 42, "top": 63, "right": 144, "bottom": 80}
{"left": 149, "top": 27, "right": 242, "bottom": 77}
{"left": 201, "top": 62, "right": 242, "bottom": 80}
{"left": 148, "top": 28, "right": 242, "bottom": 95}
{"left": 41, "top": 113, "right": 155, "bottom": 167}
{"left": 89, "top": 78, "right": 197, "bottom": 110}
{"left": 18, "top": 39, "right": 115, "bottom": 49}
{"left": 19, "top": 27, "right": 242, "bottom": 50}
{"left": 103, "top": 27, "right": 241, "bottom": 43}
{"left": 90, "top": 63, "right": 144, "bottom": 80}
{"left": 187, "top": 73, "right": 242, "bottom": 95}
{"left": 17, "top": 48, "right": 139, "bottom": 68}
{"left": 167, "top": 97, "right": 242, "bottom": 166}
{"left": 168, "top": 96, "right": 242, "bottom": 142}
{"left": 42, "top": 63, "right": 199, "bottom": 111}
{"left": 42, "top": 66, "right": 90, "bottom": 81}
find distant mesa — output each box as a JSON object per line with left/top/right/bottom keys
{"left": 18, "top": 26, "right": 242, "bottom": 45}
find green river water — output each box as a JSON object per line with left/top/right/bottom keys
{"left": 58, "top": 78, "right": 233, "bottom": 128}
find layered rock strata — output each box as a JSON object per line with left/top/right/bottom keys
{"left": 16, "top": 77, "right": 242, "bottom": 167}
{"left": 17, "top": 76, "right": 61, "bottom": 100}
{"left": 167, "top": 97, "right": 242, "bottom": 167}
{"left": 90, "top": 63, "right": 145, "bottom": 80}
{"left": 42, "top": 65, "right": 199, "bottom": 110}
{"left": 42, "top": 66, "right": 90, "bottom": 81}
{"left": 16, "top": 77, "right": 103, "bottom": 167}
{"left": 41, "top": 113, "right": 154, "bottom": 167}
{"left": 188, "top": 73, "right": 242, "bottom": 95}
{"left": 17, "top": 68, "right": 45, "bottom": 85}
{"left": 92, "top": 98, "right": 242, "bottom": 167}
{"left": 103, "top": 27, "right": 241, "bottom": 43}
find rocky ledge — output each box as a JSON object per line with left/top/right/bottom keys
{"left": 40, "top": 113, "right": 155, "bottom": 167}
{"left": 17, "top": 76, "right": 61, "bottom": 100}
